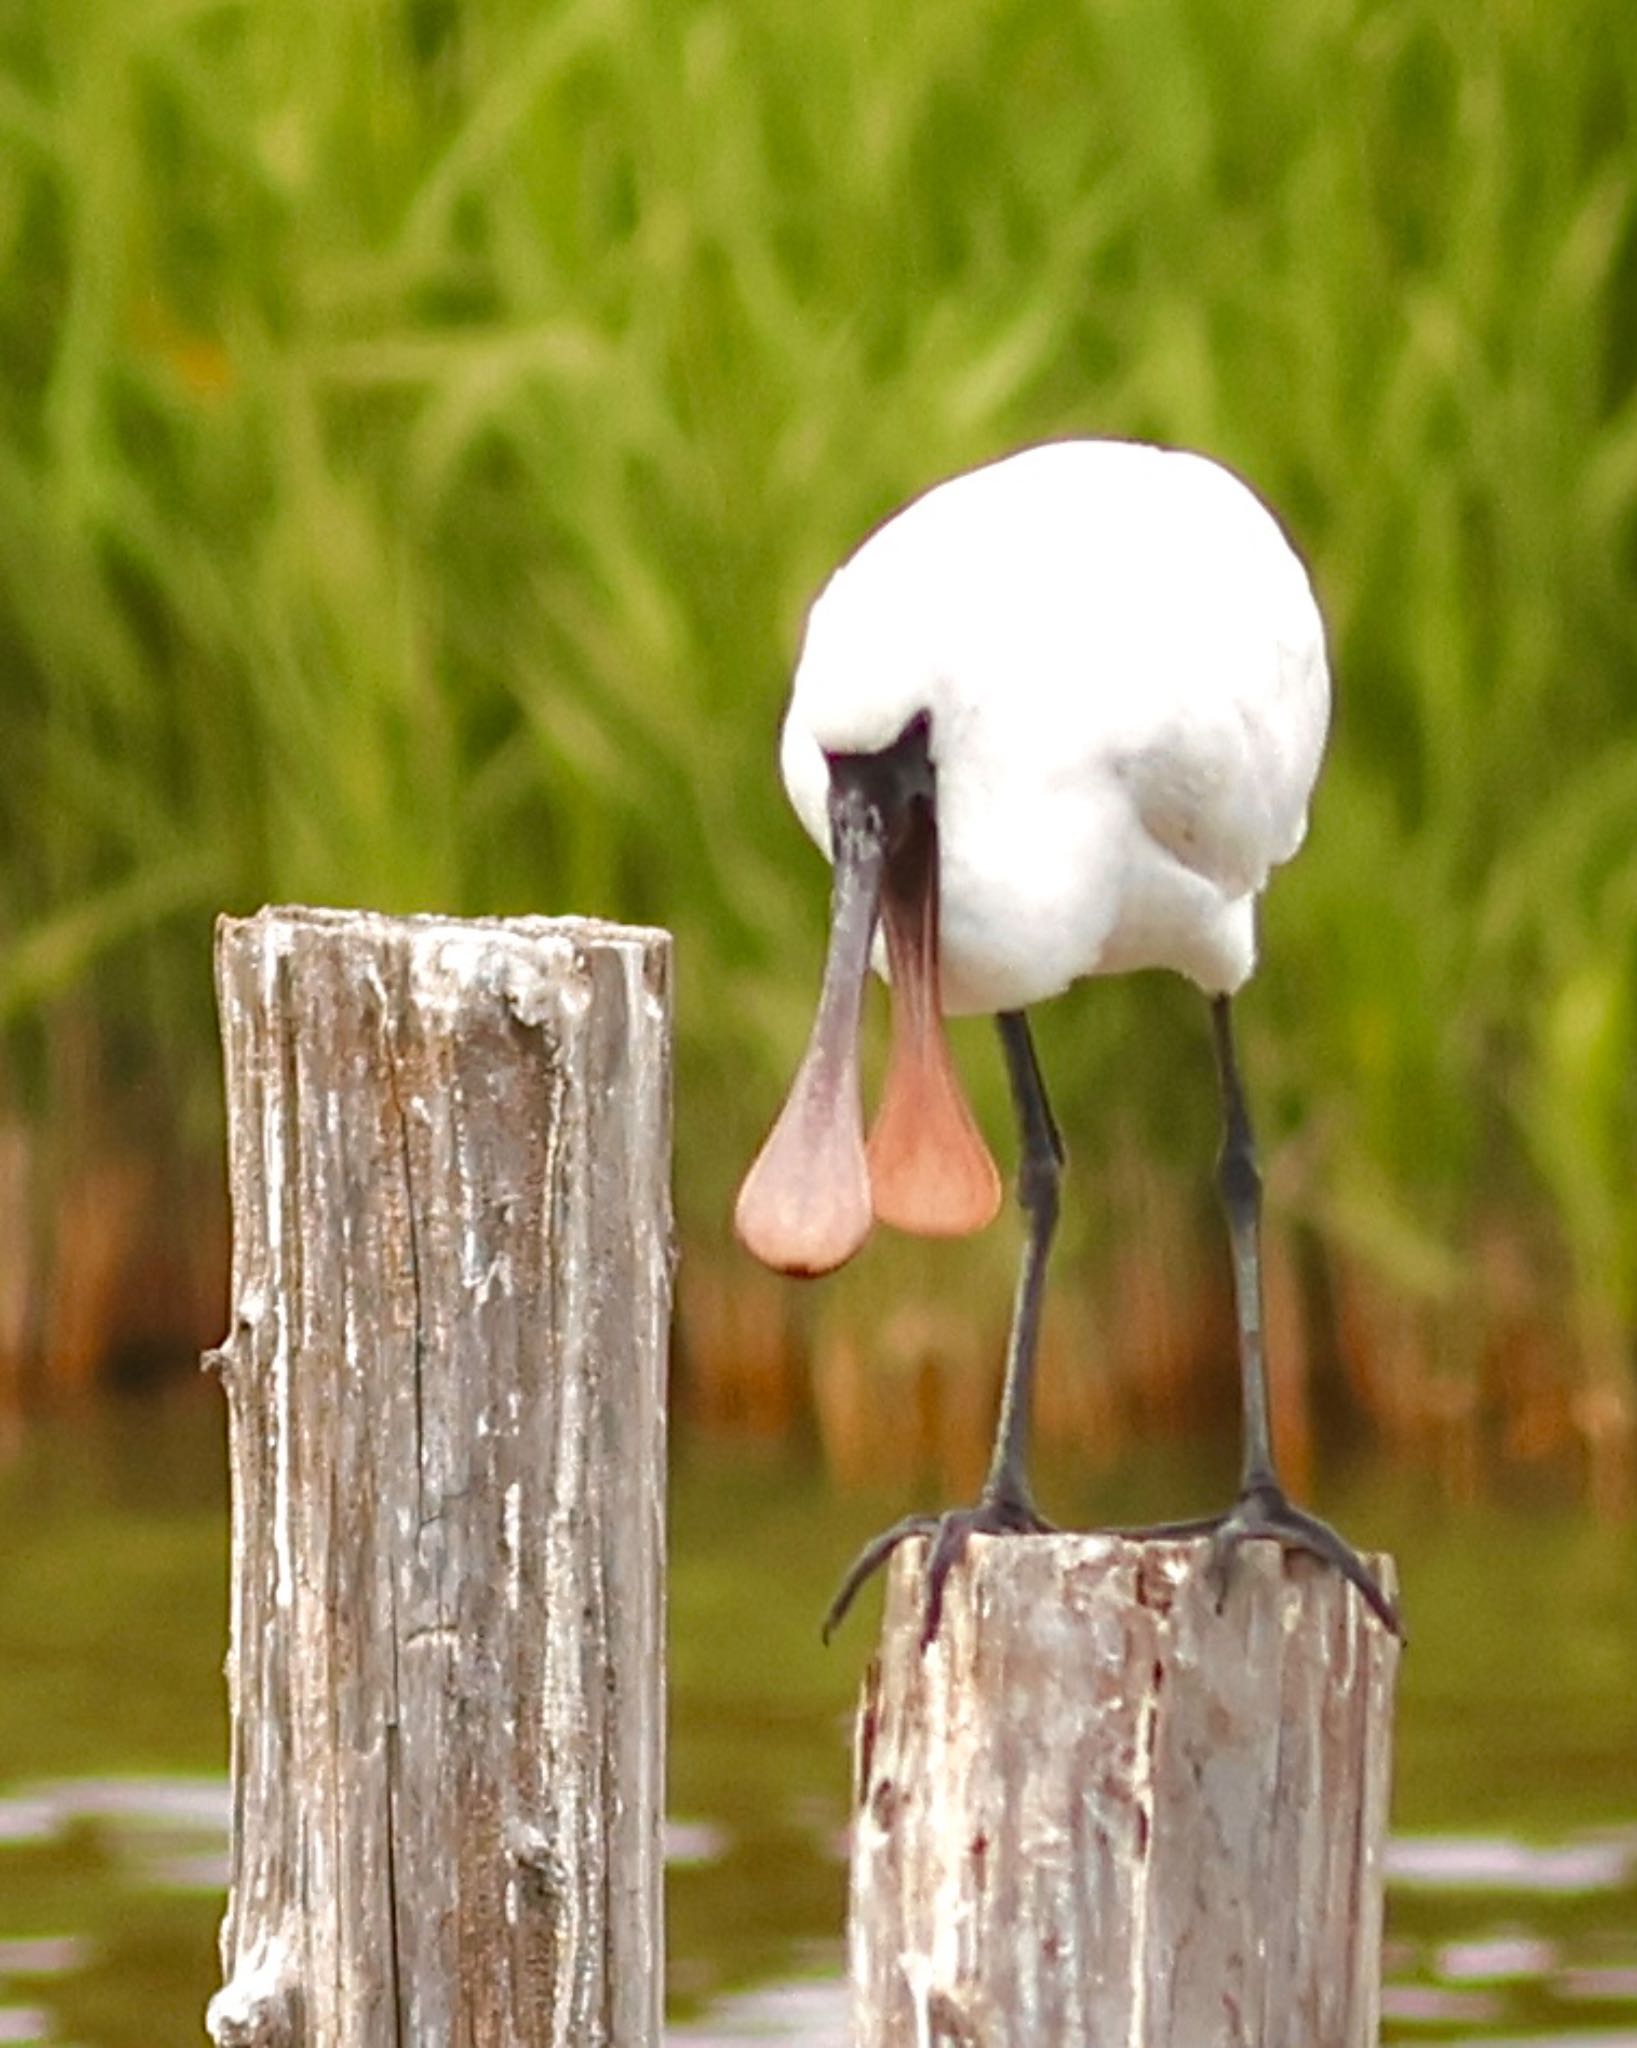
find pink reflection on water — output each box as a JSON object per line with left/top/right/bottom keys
{"left": 1381, "top": 1981, "right": 1504, "bottom": 2023}
{"left": 1562, "top": 1968, "right": 1637, "bottom": 2003}
{"left": 1386, "top": 1833, "right": 1634, "bottom": 1893}
{"left": 1439, "top": 1933, "right": 1560, "bottom": 1981}
{"left": 667, "top": 1977, "right": 847, "bottom": 2046}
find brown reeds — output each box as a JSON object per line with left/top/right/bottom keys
{"left": 4, "top": 1120, "right": 1631, "bottom": 1526}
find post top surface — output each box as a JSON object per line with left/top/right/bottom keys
{"left": 217, "top": 904, "right": 672, "bottom": 955}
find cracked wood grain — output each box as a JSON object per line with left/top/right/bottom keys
{"left": 207, "top": 907, "right": 672, "bottom": 2048}
{"left": 850, "top": 1534, "right": 1398, "bottom": 2048}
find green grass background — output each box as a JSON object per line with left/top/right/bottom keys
{"left": 2, "top": 0, "right": 1634, "bottom": 1440}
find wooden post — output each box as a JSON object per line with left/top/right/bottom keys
{"left": 205, "top": 907, "right": 672, "bottom": 2048}
{"left": 850, "top": 1534, "right": 1398, "bottom": 2048}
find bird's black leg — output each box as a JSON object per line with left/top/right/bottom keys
{"left": 1136, "top": 997, "right": 1401, "bottom": 1636}
{"left": 981, "top": 1009, "right": 1066, "bottom": 1512}
{"left": 823, "top": 1010, "right": 1062, "bottom": 1648}
{"left": 1215, "top": 990, "right": 1279, "bottom": 1498}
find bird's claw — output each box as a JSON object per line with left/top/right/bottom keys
{"left": 821, "top": 1512, "right": 937, "bottom": 1646}
{"left": 1210, "top": 1481, "right": 1403, "bottom": 1638}
{"left": 822, "top": 1493, "right": 1053, "bottom": 1650}
{"left": 1128, "top": 1480, "right": 1402, "bottom": 1638}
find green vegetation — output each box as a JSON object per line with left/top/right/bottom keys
{"left": 1, "top": 0, "right": 1634, "bottom": 1454}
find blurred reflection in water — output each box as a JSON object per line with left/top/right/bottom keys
{"left": 1, "top": 1393, "right": 1634, "bottom": 2044}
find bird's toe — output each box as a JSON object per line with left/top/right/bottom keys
{"left": 824, "top": 1493, "right": 1053, "bottom": 1651}
{"left": 1207, "top": 1481, "right": 1403, "bottom": 1638}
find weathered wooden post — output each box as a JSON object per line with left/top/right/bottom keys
{"left": 851, "top": 1534, "right": 1398, "bottom": 2047}
{"left": 206, "top": 906, "right": 672, "bottom": 2048}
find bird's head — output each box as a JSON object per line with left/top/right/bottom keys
{"left": 734, "top": 708, "right": 1002, "bottom": 1277}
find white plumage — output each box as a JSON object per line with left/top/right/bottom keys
{"left": 736, "top": 435, "right": 1399, "bottom": 1644}
{"left": 779, "top": 439, "right": 1328, "bottom": 1010}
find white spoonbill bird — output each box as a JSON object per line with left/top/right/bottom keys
{"left": 735, "top": 438, "right": 1399, "bottom": 1645}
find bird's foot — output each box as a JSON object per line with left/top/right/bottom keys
{"left": 822, "top": 1490, "right": 1052, "bottom": 1651}
{"left": 1128, "top": 1478, "right": 1402, "bottom": 1638}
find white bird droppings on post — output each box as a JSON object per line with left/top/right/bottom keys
{"left": 504, "top": 1479, "right": 522, "bottom": 1612}
{"left": 205, "top": 1926, "right": 292, "bottom": 2044}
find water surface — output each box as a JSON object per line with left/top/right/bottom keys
{"left": 1, "top": 1393, "right": 1633, "bottom": 2043}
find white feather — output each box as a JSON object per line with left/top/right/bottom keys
{"left": 779, "top": 439, "right": 1329, "bottom": 1013}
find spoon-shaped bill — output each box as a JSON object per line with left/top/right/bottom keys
{"left": 866, "top": 810, "right": 1002, "bottom": 1237}
{"left": 735, "top": 804, "right": 885, "bottom": 1275}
